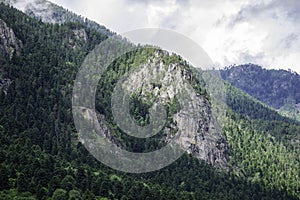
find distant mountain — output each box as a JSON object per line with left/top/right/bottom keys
{"left": 0, "top": 0, "right": 114, "bottom": 36}
{"left": 220, "top": 64, "right": 300, "bottom": 121}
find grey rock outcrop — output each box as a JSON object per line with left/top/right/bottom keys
{"left": 69, "top": 28, "right": 88, "bottom": 49}
{"left": 119, "top": 51, "right": 229, "bottom": 169}
{"left": 0, "top": 18, "right": 22, "bottom": 91}
{"left": 73, "top": 29, "right": 88, "bottom": 43}
{"left": 76, "top": 50, "right": 229, "bottom": 170}
{"left": 0, "top": 18, "right": 23, "bottom": 59}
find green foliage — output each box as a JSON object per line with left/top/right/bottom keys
{"left": 129, "top": 92, "right": 154, "bottom": 126}
{"left": 225, "top": 83, "right": 300, "bottom": 147}
{"left": 0, "top": 189, "right": 36, "bottom": 200}
{"left": 52, "top": 189, "right": 67, "bottom": 200}
{"left": 61, "top": 175, "right": 76, "bottom": 191}
{"left": 68, "top": 189, "right": 82, "bottom": 200}
{"left": 224, "top": 113, "right": 300, "bottom": 199}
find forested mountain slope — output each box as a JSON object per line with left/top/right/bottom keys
{"left": 221, "top": 64, "right": 300, "bottom": 121}
{"left": 0, "top": 3, "right": 299, "bottom": 200}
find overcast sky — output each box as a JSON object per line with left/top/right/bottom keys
{"left": 49, "top": 0, "right": 300, "bottom": 73}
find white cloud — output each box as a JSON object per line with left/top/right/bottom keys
{"left": 49, "top": 0, "right": 300, "bottom": 74}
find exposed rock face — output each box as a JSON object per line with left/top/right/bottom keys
{"left": 0, "top": 18, "right": 22, "bottom": 91}
{"left": 69, "top": 28, "right": 88, "bottom": 49}
{"left": 73, "top": 29, "right": 88, "bottom": 43}
{"left": 76, "top": 50, "right": 229, "bottom": 169}
{"left": 1, "top": 0, "right": 62, "bottom": 24}
{"left": 0, "top": 18, "right": 22, "bottom": 59}
{"left": 119, "top": 51, "right": 229, "bottom": 169}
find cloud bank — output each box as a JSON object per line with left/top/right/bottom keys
{"left": 50, "top": 0, "right": 300, "bottom": 73}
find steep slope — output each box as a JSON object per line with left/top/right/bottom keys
{"left": 221, "top": 64, "right": 300, "bottom": 121}
{"left": 0, "top": 3, "right": 299, "bottom": 200}
{"left": 225, "top": 83, "right": 300, "bottom": 146}
{"left": 93, "top": 49, "right": 229, "bottom": 169}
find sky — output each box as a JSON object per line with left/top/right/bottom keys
{"left": 48, "top": 0, "right": 300, "bottom": 73}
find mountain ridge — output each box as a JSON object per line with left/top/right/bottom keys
{"left": 220, "top": 63, "right": 300, "bottom": 121}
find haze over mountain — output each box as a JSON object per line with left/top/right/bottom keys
{"left": 0, "top": 0, "right": 114, "bottom": 36}
{"left": 0, "top": 1, "right": 299, "bottom": 200}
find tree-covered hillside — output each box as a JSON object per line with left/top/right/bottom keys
{"left": 0, "top": 3, "right": 299, "bottom": 200}
{"left": 221, "top": 64, "right": 300, "bottom": 121}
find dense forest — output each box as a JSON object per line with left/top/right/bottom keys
{"left": 0, "top": 3, "right": 299, "bottom": 200}
{"left": 221, "top": 64, "right": 300, "bottom": 121}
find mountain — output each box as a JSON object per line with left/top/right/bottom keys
{"left": 0, "top": 2, "right": 299, "bottom": 199}
{"left": 220, "top": 64, "right": 300, "bottom": 121}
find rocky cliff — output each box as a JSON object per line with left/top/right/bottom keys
{"left": 0, "top": 18, "right": 22, "bottom": 59}
{"left": 119, "top": 51, "right": 229, "bottom": 169}
{"left": 80, "top": 50, "right": 230, "bottom": 169}
{"left": 0, "top": 18, "right": 22, "bottom": 91}
{"left": 69, "top": 28, "right": 88, "bottom": 49}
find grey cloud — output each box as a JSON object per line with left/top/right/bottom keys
{"left": 48, "top": 0, "right": 300, "bottom": 73}
{"left": 281, "top": 33, "right": 298, "bottom": 49}
{"left": 229, "top": 0, "right": 300, "bottom": 26}
{"left": 126, "top": 0, "right": 190, "bottom": 6}
{"left": 237, "top": 51, "right": 266, "bottom": 65}
{"left": 273, "top": 0, "right": 300, "bottom": 21}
